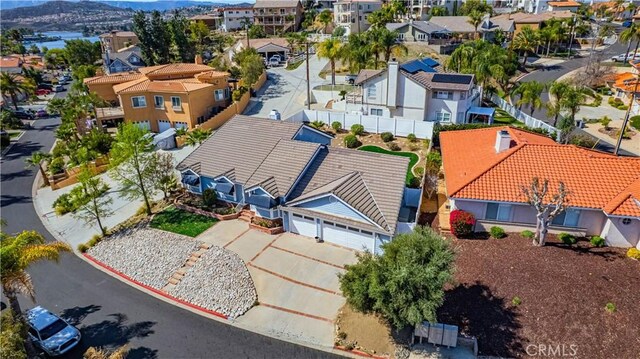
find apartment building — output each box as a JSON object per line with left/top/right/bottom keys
{"left": 253, "top": 0, "right": 303, "bottom": 35}
{"left": 221, "top": 7, "right": 254, "bottom": 31}
{"left": 334, "top": 0, "right": 383, "bottom": 35}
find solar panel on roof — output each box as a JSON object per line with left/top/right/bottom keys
{"left": 432, "top": 73, "right": 472, "bottom": 84}
{"left": 400, "top": 57, "right": 440, "bottom": 74}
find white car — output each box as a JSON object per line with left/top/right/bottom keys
{"left": 26, "top": 306, "right": 81, "bottom": 356}
{"left": 611, "top": 53, "right": 640, "bottom": 62}
{"left": 268, "top": 55, "right": 281, "bottom": 67}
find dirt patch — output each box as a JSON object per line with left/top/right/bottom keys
{"left": 597, "top": 126, "right": 636, "bottom": 140}
{"left": 336, "top": 304, "right": 409, "bottom": 358}
{"left": 437, "top": 234, "right": 640, "bottom": 358}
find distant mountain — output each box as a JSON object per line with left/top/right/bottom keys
{"left": 0, "top": 0, "right": 256, "bottom": 12}
{"left": 1, "top": 1, "right": 128, "bottom": 20}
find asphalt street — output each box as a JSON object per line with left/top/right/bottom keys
{"left": 0, "top": 94, "right": 339, "bottom": 358}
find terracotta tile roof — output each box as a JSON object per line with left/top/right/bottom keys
{"left": 244, "top": 37, "right": 290, "bottom": 50}
{"left": 548, "top": 1, "right": 580, "bottom": 7}
{"left": 138, "top": 63, "right": 214, "bottom": 77}
{"left": 111, "top": 77, "right": 149, "bottom": 93}
{"left": 253, "top": 0, "right": 300, "bottom": 8}
{"left": 440, "top": 127, "right": 640, "bottom": 217}
{"left": 114, "top": 78, "right": 213, "bottom": 94}
{"left": 613, "top": 72, "right": 639, "bottom": 93}
{"left": 195, "top": 70, "right": 230, "bottom": 81}
{"left": 0, "top": 56, "right": 21, "bottom": 68}
{"left": 84, "top": 72, "right": 143, "bottom": 85}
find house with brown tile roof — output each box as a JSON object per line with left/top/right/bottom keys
{"left": 84, "top": 62, "right": 231, "bottom": 132}
{"left": 348, "top": 57, "right": 492, "bottom": 124}
{"left": 178, "top": 115, "right": 417, "bottom": 253}
{"left": 440, "top": 126, "right": 640, "bottom": 249}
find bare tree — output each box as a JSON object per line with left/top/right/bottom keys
{"left": 423, "top": 168, "right": 439, "bottom": 199}
{"left": 521, "top": 177, "right": 569, "bottom": 246}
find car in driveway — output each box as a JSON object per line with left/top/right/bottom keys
{"left": 52, "top": 85, "right": 65, "bottom": 92}
{"left": 611, "top": 53, "right": 640, "bottom": 62}
{"left": 12, "top": 110, "right": 34, "bottom": 120}
{"left": 268, "top": 55, "right": 282, "bottom": 67}
{"left": 26, "top": 306, "right": 81, "bottom": 356}
{"left": 623, "top": 20, "right": 633, "bottom": 28}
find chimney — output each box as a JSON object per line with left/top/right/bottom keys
{"left": 195, "top": 54, "right": 203, "bottom": 65}
{"left": 386, "top": 58, "right": 399, "bottom": 108}
{"left": 495, "top": 130, "right": 511, "bottom": 153}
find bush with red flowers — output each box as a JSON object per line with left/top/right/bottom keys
{"left": 449, "top": 210, "right": 476, "bottom": 238}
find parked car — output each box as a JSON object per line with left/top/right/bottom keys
{"left": 12, "top": 110, "right": 34, "bottom": 120}
{"left": 26, "top": 306, "right": 81, "bottom": 356}
{"left": 36, "top": 109, "right": 49, "bottom": 118}
{"left": 622, "top": 20, "right": 633, "bottom": 28}
{"left": 52, "top": 85, "right": 65, "bottom": 92}
{"left": 57, "top": 78, "right": 68, "bottom": 85}
{"left": 37, "top": 83, "right": 53, "bottom": 90}
{"left": 35, "top": 89, "right": 51, "bottom": 96}
{"left": 268, "top": 55, "right": 282, "bottom": 67}
{"left": 611, "top": 52, "right": 640, "bottom": 62}
{"left": 345, "top": 74, "right": 357, "bottom": 85}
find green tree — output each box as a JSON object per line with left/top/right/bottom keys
{"left": 317, "top": 38, "right": 343, "bottom": 85}
{"left": 620, "top": 22, "right": 640, "bottom": 64}
{"left": 459, "top": 0, "right": 492, "bottom": 15}
{"left": 371, "top": 27, "right": 408, "bottom": 65}
{"left": 73, "top": 166, "right": 113, "bottom": 236}
{"left": 44, "top": 48, "right": 67, "bottom": 69}
{"left": 1, "top": 310, "right": 27, "bottom": 359}
{"left": 512, "top": 26, "right": 540, "bottom": 66}
{"left": 558, "top": 85, "right": 589, "bottom": 142}
{"left": 339, "top": 226, "right": 455, "bottom": 329}
{"left": 190, "top": 20, "right": 211, "bottom": 55}
{"left": 430, "top": 6, "right": 448, "bottom": 16}
{"left": 342, "top": 33, "right": 374, "bottom": 74}
{"left": 63, "top": 39, "right": 101, "bottom": 67}
{"left": 467, "top": 10, "right": 485, "bottom": 40}
{"left": 109, "top": 123, "right": 156, "bottom": 215}
{"left": 0, "top": 73, "right": 33, "bottom": 110}
{"left": 248, "top": 24, "right": 267, "bottom": 39}
{"left": 546, "top": 80, "right": 570, "bottom": 125}
{"left": 185, "top": 128, "right": 212, "bottom": 146}
{"left": 133, "top": 11, "right": 155, "bottom": 65}
{"left": 514, "top": 81, "right": 544, "bottom": 116}
{"left": 168, "top": 10, "right": 195, "bottom": 63}
{"left": 148, "top": 152, "right": 177, "bottom": 199}
{"left": 315, "top": 10, "right": 333, "bottom": 34}
{"left": 28, "top": 44, "right": 40, "bottom": 55}
{"left": 25, "top": 151, "right": 52, "bottom": 187}
{"left": 150, "top": 11, "right": 172, "bottom": 64}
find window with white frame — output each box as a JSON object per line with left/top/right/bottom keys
{"left": 171, "top": 96, "right": 182, "bottom": 110}
{"left": 154, "top": 95, "right": 164, "bottom": 109}
{"left": 367, "top": 86, "right": 377, "bottom": 99}
{"left": 435, "top": 110, "right": 451, "bottom": 122}
{"left": 485, "top": 202, "right": 512, "bottom": 221}
{"left": 551, "top": 208, "right": 580, "bottom": 227}
{"left": 370, "top": 108, "right": 383, "bottom": 116}
{"left": 433, "top": 91, "right": 453, "bottom": 100}
{"left": 131, "top": 96, "right": 146, "bottom": 108}
{"left": 214, "top": 89, "right": 226, "bottom": 101}
{"left": 397, "top": 33, "right": 405, "bottom": 40}
{"left": 416, "top": 33, "right": 427, "bottom": 41}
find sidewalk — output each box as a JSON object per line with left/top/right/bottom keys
{"left": 33, "top": 145, "right": 196, "bottom": 249}
{"left": 581, "top": 119, "right": 640, "bottom": 156}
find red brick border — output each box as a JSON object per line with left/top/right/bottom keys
{"left": 248, "top": 263, "right": 340, "bottom": 296}
{"left": 333, "top": 346, "right": 389, "bottom": 359}
{"left": 258, "top": 302, "right": 334, "bottom": 323}
{"left": 248, "top": 234, "right": 282, "bottom": 263}
{"left": 270, "top": 245, "right": 346, "bottom": 270}
{"left": 223, "top": 228, "right": 251, "bottom": 249}
{"left": 83, "top": 253, "right": 228, "bottom": 320}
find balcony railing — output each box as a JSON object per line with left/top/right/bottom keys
{"left": 95, "top": 107, "right": 124, "bottom": 120}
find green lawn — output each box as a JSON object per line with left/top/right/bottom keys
{"left": 150, "top": 206, "right": 218, "bottom": 237}
{"left": 313, "top": 84, "right": 356, "bottom": 92}
{"left": 493, "top": 109, "right": 525, "bottom": 128}
{"left": 286, "top": 60, "right": 303, "bottom": 70}
{"left": 358, "top": 145, "right": 419, "bottom": 185}
{"left": 8, "top": 131, "right": 22, "bottom": 139}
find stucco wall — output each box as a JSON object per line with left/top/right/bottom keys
{"left": 296, "top": 195, "right": 370, "bottom": 222}
{"left": 602, "top": 217, "right": 640, "bottom": 248}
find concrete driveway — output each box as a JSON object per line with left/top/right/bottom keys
{"left": 198, "top": 220, "right": 358, "bottom": 347}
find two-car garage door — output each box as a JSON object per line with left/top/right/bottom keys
{"left": 289, "top": 213, "right": 374, "bottom": 252}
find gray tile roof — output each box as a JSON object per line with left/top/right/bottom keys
{"left": 177, "top": 115, "right": 305, "bottom": 184}
{"left": 354, "top": 69, "right": 384, "bottom": 85}
{"left": 411, "top": 21, "right": 450, "bottom": 34}
{"left": 286, "top": 146, "right": 408, "bottom": 234}
{"left": 107, "top": 46, "right": 145, "bottom": 69}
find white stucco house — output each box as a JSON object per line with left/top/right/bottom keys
{"left": 346, "top": 58, "right": 492, "bottom": 124}
{"left": 440, "top": 126, "right": 640, "bottom": 249}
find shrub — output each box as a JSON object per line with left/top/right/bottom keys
{"left": 0, "top": 134, "right": 9, "bottom": 148}
{"left": 310, "top": 120, "right": 325, "bottom": 129}
{"left": 78, "top": 243, "right": 89, "bottom": 253}
{"left": 558, "top": 232, "right": 576, "bottom": 245}
{"left": 214, "top": 207, "right": 234, "bottom": 215}
{"left": 386, "top": 142, "right": 401, "bottom": 151}
{"left": 426, "top": 151, "right": 442, "bottom": 169}
{"left": 630, "top": 115, "right": 640, "bottom": 131}
{"left": 350, "top": 124, "right": 365, "bottom": 136}
{"left": 627, "top": 248, "right": 640, "bottom": 260}
{"left": 490, "top": 226, "right": 506, "bottom": 239}
{"left": 568, "top": 134, "right": 597, "bottom": 148}
{"left": 380, "top": 132, "right": 394, "bottom": 142}
{"left": 344, "top": 134, "right": 361, "bottom": 148}
{"left": 331, "top": 121, "right": 342, "bottom": 132}
{"left": 414, "top": 166, "right": 424, "bottom": 177}
{"left": 87, "top": 234, "right": 103, "bottom": 248}
{"left": 512, "top": 296, "right": 522, "bottom": 306}
{"left": 590, "top": 236, "right": 605, "bottom": 247}
{"left": 53, "top": 193, "right": 74, "bottom": 215}
{"left": 407, "top": 133, "right": 417, "bottom": 142}
{"left": 408, "top": 176, "right": 421, "bottom": 188}
{"left": 605, "top": 302, "right": 616, "bottom": 313}
{"left": 521, "top": 230, "right": 534, "bottom": 239}
{"left": 48, "top": 156, "right": 65, "bottom": 174}
{"left": 408, "top": 143, "right": 420, "bottom": 151}
{"left": 449, "top": 210, "right": 475, "bottom": 238}
{"left": 600, "top": 116, "right": 611, "bottom": 130}
{"left": 337, "top": 331, "right": 347, "bottom": 340}
{"left": 202, "top": 188, "right": 217, "bottom": 208}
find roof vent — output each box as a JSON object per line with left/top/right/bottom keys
{"left": 495, "top": 130, "right": 511, "bottom": 153}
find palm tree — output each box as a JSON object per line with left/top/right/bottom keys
{"left": 25, "top": 151, "right": 52, "bottom": 186}
{"left": 317, "top": 38, "right": 343, "bottom": 85}
{"left": 560, "top": 85, "right": 588, "bottom": 125}
{"left": 185, "top": 128, "right": 212, "bottom": 146}
{"left": 342, "top": 33, "right": 374, "bottom": 74}
{"left": 547, "top": 80, "right": 570, "bottom": 125}
{"left": 467, "top": 10, "right": 485, "bottom": 40}
{"left": 315, "top": 10, "right": 333, "bottom": 34}
{"left": 515, "top": 81, "right": 544, "bottom": 116}
{"left": 512, "top": 26, "right": 539, "bottom": 66}
{"left": 0, "top": 229, "right": 70, "bottom": 319}
{"left": 0, "top": 72, "right": 32, "bottom": 110}
{"left": 620, "top": 22, "right": 640, "bottom": 63}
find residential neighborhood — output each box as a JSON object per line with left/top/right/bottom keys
{"left": 0, "top": 0, "right": 639, "bottom": 358}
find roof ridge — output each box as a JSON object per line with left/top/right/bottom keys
{"left": 245, "top": 138, "right": 285, "bottom": 190}
{"left": 351, "top": 172, "right": 391, "bottom": 231}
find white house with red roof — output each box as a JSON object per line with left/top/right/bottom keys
{"left": 440, "top": 127, "right": 640, "bottom": 248}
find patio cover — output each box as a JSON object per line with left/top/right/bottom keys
{"left": 468, "top": 107, "right": 496, "bottom": 117}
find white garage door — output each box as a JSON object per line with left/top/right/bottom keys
{"left": 158, "top": 120, "right": 171, "bottom": 132}
{"left": 290, "top": 213, "right": 317, "bottom": 238}
{"left": 322, "top": 221, "right": 374, "bottom": 252}
{"left": 134, "top": 120, "right": 150, "bottom": 131}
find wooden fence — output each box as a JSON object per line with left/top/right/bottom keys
{"left": 50, "top": 156, "right": 110, "bottom": 190}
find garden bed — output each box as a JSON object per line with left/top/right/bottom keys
{"left": 436, "top": 234, "right": 640, "bottom": 358}
{"left": 357, "top": 145, "right": 419, "bottom": 185}
{"left": 150, "top": 206, "right": 218, "bottom": 237}
{"left": 175, "top": 193, "right": 239, "bottom": 221}
{"left": 249, "top": 217, "right": 284, "bottom": 235}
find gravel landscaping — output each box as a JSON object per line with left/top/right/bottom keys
{"left": 169, "top": 246, "right": 257, "bottom": 319}
{"left": 88, "top": 227, "right": 200, "bottom": 289}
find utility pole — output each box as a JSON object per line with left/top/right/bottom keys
{"left": 567, "top": 13, "right": 576, "bottom": 59}
{"left": 615, "top": 72, "right": 639, "bottom": 155}
{"left": 306, "top": 35, "right": 311, "bottom": 110}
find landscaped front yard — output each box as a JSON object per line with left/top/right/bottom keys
{"left": 437, "top": 234, "right": 640, "bottom": 358}
{"left": 150, "top": 206, "right": 218, "bottom": 237}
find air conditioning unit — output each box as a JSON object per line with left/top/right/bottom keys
{"left": 427, "top": 323, "right": 444, "bottom": 345}
{"left": 442, "top": 324, "right": 458, "bottom": 348}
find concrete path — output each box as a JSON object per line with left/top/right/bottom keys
{"left": 33, "top": 145, "right": 197, "bottom": 249}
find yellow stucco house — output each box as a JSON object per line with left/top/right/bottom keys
{"left": 84, "top": 62, "right": 231, "bottom": 132}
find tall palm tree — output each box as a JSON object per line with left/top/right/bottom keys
{"left": 315, "top": 10, "right": 333, "bottom": 34}
{"left": 620, "top": 22, "right": 640, "bottom": 63}
{"left": 0, "top": 229, "right": 70, "bottom": 318}
{"left": 467, "top": 10, "right": 485, "bottom": 40}
{"left": 369, "top": 28, "right": 407, "bottom": 69}
{"left": 560, "top": 85, "right": 588, "bottom": 124}
{"left": 0, "top": 72, "right": 32, "bottom": 110}
{"left": 25, "top": 151, "right": 52, "bottom": 186}
{"left": 547, "top": 80, "right": 570, "bottom": 125}
{"left": 512, "top": 26, "right": 539, "bottom": 66}
{"left": 317, "top": 38, "right": 343, "bottom": 85}
{"left": 514, "top": 81, "right": 544, "bottom": 116}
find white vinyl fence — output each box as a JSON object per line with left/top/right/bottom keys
{"left": 490, "top": 94, "right": 559, "bottom": 136}
{"left": 288, "top": 110, "right": 434, "bottom": 139}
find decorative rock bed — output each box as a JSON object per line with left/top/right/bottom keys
{"left": 169, "top": 246, "right": 257, "bottom": 319}
{"left": 87, "top": 227, "right": 200, "bottom": 289}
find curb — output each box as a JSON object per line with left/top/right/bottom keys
{"left": 0, "top": 130, "right": 26, "bottom": 158}
{"left": 82, "top": 253, "right": 228, "bottom": 320}
{"left": 334, "top": 346, "right": 389, "bottom": 359}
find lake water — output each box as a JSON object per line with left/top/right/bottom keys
{"left": 27, "top": 31, "right": 101, "bottom": 50}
